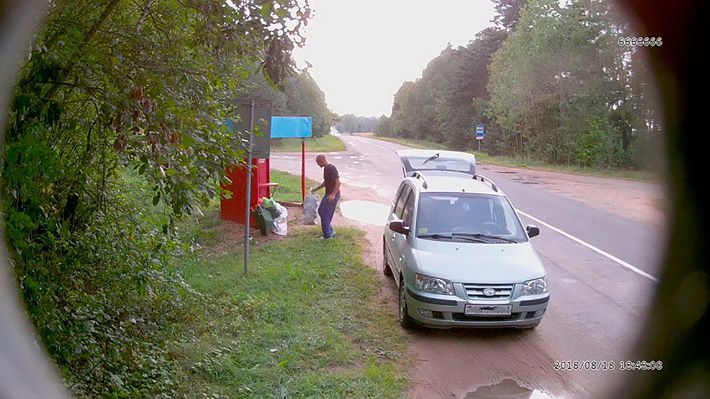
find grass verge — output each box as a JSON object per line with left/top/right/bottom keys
{"left": 169, "top": 210, "right": 408, "bottom": 397}
{"left": 271, "top": 135, "right": 346, "bottom": 153}
{"left": 372, "top": 135, "right": 657, "bottom": 182}
{"left": 269, "top": 170, "right": 320, "bottom": 203}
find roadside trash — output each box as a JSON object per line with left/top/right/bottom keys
{"left": 271, "top": 201, "right": 288, "bottom": 236}
{"left": 253, "top": 205, "right": 274, "bottom": 236}
{"left": 261, "top": 197, "right": 281, "bottom": 218}
{"left": 302, "top": 194, "right": 320, "bottom": 225}
{"left": 254, "top": 198, "right": 288, "bottom": 236}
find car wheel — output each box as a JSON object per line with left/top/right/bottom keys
{"left": 382, "top": 240, "right": 393, "bottom": 276}
{"left": 398, "top": 278, "right": 416, "bottom": 329}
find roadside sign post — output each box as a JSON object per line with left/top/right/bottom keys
{"left": 226, "top": 99, "right": 272, "bottom": 276}
{"left": 244, "top": 100, "right": 255, "bottom": 275}
{"left": 301, "top": 138, "right": 306, "bottom": 203}
{"left": 270, "top": 116, "right": 313, "bottom": 204}
{"left": 475, "top": 123, "right": 485, "bottom": 152}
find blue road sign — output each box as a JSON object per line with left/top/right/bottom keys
{"left": 271, "top": 116, "right": 313, "bottom": 138}
{"left": 475, "top": 123, "right": 485, "bottom": 140}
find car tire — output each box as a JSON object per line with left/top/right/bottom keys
{"left": 382, "top": 240, "right": 393, "bottom": 276}
{"left": 398, "top": 278, "right": 416, "bottom": 329}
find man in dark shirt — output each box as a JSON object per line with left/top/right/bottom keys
{"left": 310, "top": 154, "right": 341, "bottom": 239}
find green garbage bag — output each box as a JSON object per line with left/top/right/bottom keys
{"left": 253, "top": 205, "right": 274, "bottom": 236}
{"left": 261, "top": 197, "right": 281, "bottom": 218}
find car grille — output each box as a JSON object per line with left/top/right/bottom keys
{"left": 463, "top": 283, "right": 514, "bottom": 300}
{"left": 451, "top": 313, "right": 521, "bottom": 322}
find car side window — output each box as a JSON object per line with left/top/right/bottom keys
{"left": 395, "top": 185, "right": 411, "bottom": 219}
{"left": 402, "top": 191, "right": 415, "bottom": 227}
{"left": 392, "top": 184, "right": 405, "bottom": 206}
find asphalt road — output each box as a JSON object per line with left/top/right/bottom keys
{"left": 270, "top": 134, "right": 664, "bottom": 398}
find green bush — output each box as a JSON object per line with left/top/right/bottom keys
{"left": 2, "top": 1, "right": 311, "bottom": 396}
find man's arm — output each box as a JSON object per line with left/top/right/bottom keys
{"left": 310, "top": 181, "right": 325, "bottom": 193}
{"left": 327, "top": 178, "right": 340, "bottom": 200}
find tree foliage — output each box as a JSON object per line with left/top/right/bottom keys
{"left": 378, "top": 0, "right": 660, "bottom": 169}
{"left": 284, "top": 71, "right": 334, "bottom": 137}
{"left": 335, "top": 114, "right": 380, "bottom": 133}
{"left": 487, "top": 0, "right": 659, "bottom": 166}
{"left": 2, "top": 0, "right": 311, "bottom": 396}
{"left": 377, "top": 28, "right": 506, "bottom": 150}
{"left": 239, "top": 68, "right": 333, "bottom": 137}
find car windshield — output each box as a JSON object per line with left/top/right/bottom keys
{"left": 404, "top": 156, "right": 475, "bottom": 176}
{"left": 415, "top": 193, "right": 527, "bottom": 243}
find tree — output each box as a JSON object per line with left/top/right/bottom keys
{"left": 487, "top": 0, "right": 646, "bottom": 166}
{"left": 284, "top": 71, "right": 333, "bottom": 137}
{"left": 334, "top": 114, "right": 380, "bottom": 133}
{"left": 491, "top": 0, "right": 528, "bottom": 30}
{"left": 2, "top": 0, "right": 311, "bottom": 396}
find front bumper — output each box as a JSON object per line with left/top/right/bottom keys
{"left": 405, "top": 287, "right": 549, "bottom": 328}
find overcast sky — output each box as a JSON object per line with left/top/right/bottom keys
{"left": 292, "top": 0, "right": 496, "bottom": 118}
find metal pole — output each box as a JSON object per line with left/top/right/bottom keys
{"left": 244, "top": 100, "right": 255, "bottom": 275}
{"left": 301, "top": 138, "right": 306, "bottom": 204}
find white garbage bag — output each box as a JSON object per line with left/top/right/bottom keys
{"left": 272, "top": 202, "right": 289, "bottom": 236}
{"left": 302, "top": 194, "right": 320, "bottom": 225}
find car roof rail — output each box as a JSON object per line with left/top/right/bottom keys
{"left": 473, "top": 174, "right": 498, "bottom": 192}
{"left": 412, "top": 172, "right": 428, "bottom": 189}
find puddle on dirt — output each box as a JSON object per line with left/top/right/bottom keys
{"left": 464, "top": 379, "right": 560, "bottom": 399}
{"left": 339, "top": 200, "right": 390, "bottom": 226}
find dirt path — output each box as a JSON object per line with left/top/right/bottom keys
{"left": 478, "top": 163, "right": 666, "bottom": 228}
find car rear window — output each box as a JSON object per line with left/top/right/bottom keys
{"left": 404, "top": 157, "right": 475, "bottom": 176}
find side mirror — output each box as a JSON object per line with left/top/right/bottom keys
{"left": 389, "top": 220, "right": 410, "bottom": 235}
{"left": 526, "top": 225, "right": 540, "bottom": 238}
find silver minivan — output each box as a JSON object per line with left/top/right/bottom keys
{"left": 383, "top": 151, "right": 549, "bottom": 329}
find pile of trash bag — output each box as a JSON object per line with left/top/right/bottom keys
{"left": 302, "top": 193, "right": 320, "bottom": 225}
{"left": 253, "top": 197, "right": 288, "bottom": 236}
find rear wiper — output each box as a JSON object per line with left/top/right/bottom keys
{"left": 419, "top": 233, "right": 487, "bottom": 243}
{"left": 451, "top": 232, "right": 518, "bottom": 243}
{"left": 422, "top": 153, "right": 440, "bottom": 164}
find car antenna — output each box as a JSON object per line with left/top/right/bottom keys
{"left": 422, "top": 152, "right": 439, "bottom": 165}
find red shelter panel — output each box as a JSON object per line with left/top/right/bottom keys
{"left": 220, "top": 158, "right": 272, "bottom": 225}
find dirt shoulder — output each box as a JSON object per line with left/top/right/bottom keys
{"left": 478, "top": 163, "right": 666, "bottom": 228}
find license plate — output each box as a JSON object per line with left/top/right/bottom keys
{"left": 465, "top": 304, "right": 512, "bottom": 316}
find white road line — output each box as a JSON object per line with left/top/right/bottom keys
{"left": 517, "top": 209, "right": 659, "bottom": 282}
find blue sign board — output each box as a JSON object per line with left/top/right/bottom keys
{"left": 271, "top": 116, "right": 313, "bottom": 138}
{"left": 475, "top": 123, "right": 485, "bottom": 140}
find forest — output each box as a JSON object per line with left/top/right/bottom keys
{"left": 377, "top": 0, "right": 660, "bottom": 169}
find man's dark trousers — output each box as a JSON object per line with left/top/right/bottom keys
{"left": 318, "top": 192, "right": 340, "bottom": 238}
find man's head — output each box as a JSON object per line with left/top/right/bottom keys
{"left": 316, "top": 154, "right": 328, "bottom": 168}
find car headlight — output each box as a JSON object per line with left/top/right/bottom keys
{"left": 415, "top": 273, "right": 454, "bottom": 295}
{"left": 522, "top": 276, "right": 548, "bottom": 295}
